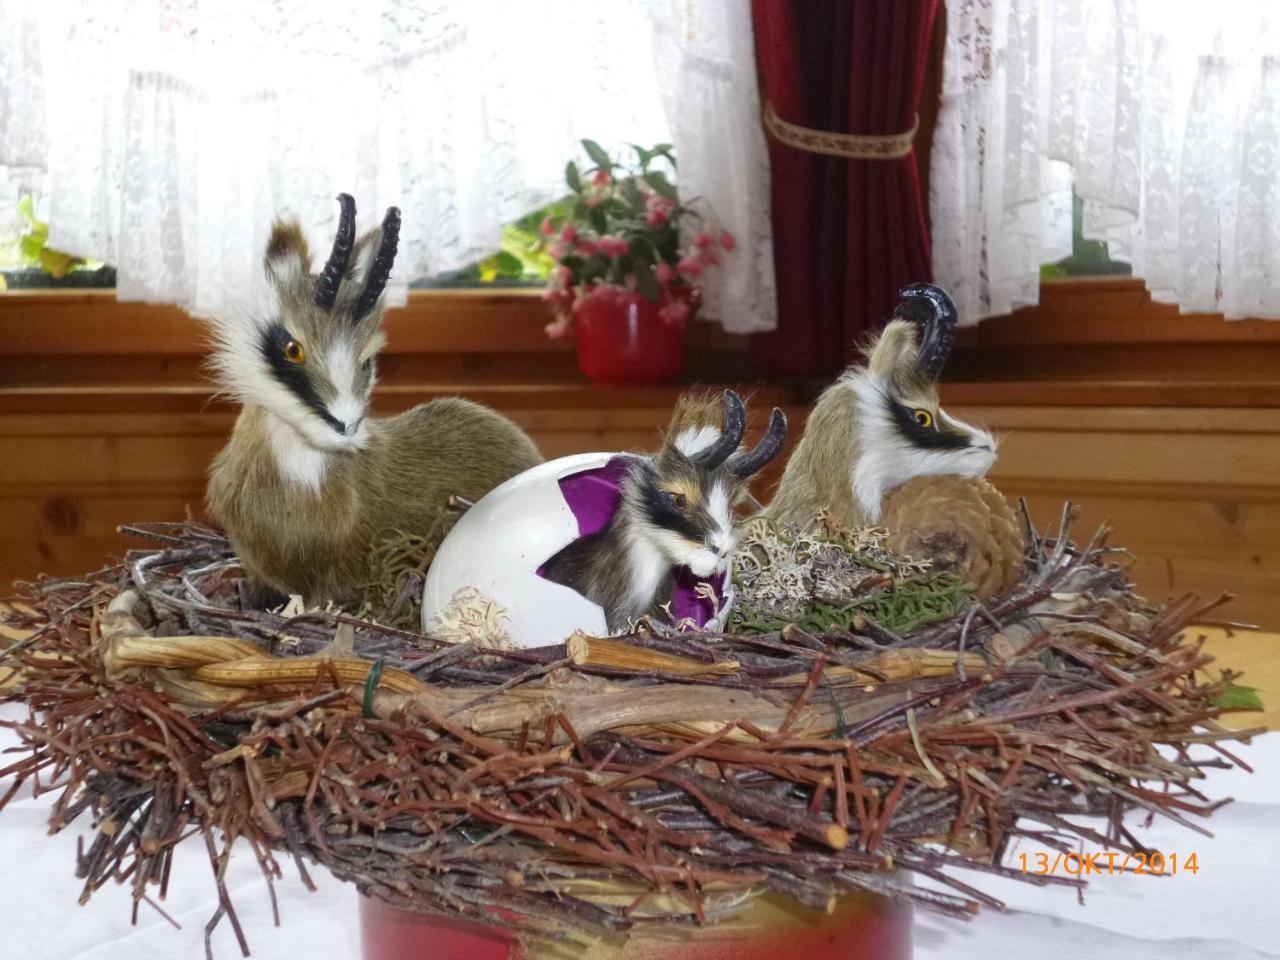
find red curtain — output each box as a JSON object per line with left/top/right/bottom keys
{"left": 751, "top": 0, "right": 940, "bottom": 376}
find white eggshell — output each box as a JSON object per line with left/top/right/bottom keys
{"left": 421, "top": 452, "right": 623, "bottom": 649}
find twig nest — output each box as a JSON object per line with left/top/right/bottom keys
{"left": 880, "top": 475, "right": 1025, "bottom": 599}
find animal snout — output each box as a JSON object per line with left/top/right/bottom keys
{"left": 331, "top": 416, "right": 364, "bottom": 438}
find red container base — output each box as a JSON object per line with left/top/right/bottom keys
{"left": 360, "top": 889, "right": 912, "bottom": 960}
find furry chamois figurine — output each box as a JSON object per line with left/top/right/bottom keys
{"left": 206, "top": 194, "right": 543, "bottom": 608}
{"left": 765, "top": 283, "right": 1023, "bottom": 598}
{"left": 541, "top": 390, "right": 787, "bottom": 631}
{"left": 766, "top": 283, "right": 995, "bottom": 529}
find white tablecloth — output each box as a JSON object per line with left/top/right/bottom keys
{"left": 1, "top": 702, "right": 1276, "bottom": 959}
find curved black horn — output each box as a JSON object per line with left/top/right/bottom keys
{"left": 892, "top": 282, "right": 957, "bottom": 382}
{"left": 315, "top": 193, "right": 356, "bottom": 309}
{"left": 727, "top": 408, "right": 788, "bottom": 479}
{"left": 690, "top": 390, "right": 746, "bottom": 468}
{"left": 352, "top": 206, "right": 402, "bottom": 319}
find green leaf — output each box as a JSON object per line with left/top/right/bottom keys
{"left": 605, "top": 197, "right": 635, "bottom": 221}
{"left": 634, "top": 263, "right": 660, "bottom": 302}
{"left": 492, "top": 250, "right": 524, "bottom": 278}
{"left": 581, "top": 138, "right": 612, "bottom": 169}
{"left": 644, "top": 171, "right": 678, "bottom": 202}
{"left": 565, "top": 160, "right": 583, "bottom": 193}
{"left": 629, "top": 235, "right": 658, "bottom": 266}
{"left": 653, "top": 143, "right": 677, "bottom": 169}
{"left": 1214, "top": 683, "right": 1264, "bottom": 712}
{"left": 619, "top": 178, "right": 645, "bottom": 209}
{"left": 589, "top": 205, "right": 608, "bottom": 235}
{"left": 631, "top": 143, "right": 652, "bottom": 168}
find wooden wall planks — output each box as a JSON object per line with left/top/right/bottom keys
{"left": 960, "top": 405, "right": 1280, "bottom": 629}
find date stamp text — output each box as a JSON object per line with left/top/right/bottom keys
{"left": 1018, "top": 851, "right": 1199, "bottom": 877}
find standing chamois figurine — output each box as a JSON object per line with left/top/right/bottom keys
{"left": 207, "top": 194, "right": 543, "bottom": 607}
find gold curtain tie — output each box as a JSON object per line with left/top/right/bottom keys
{"left": 762, "top": 100, "right": 918, "bottom": 159}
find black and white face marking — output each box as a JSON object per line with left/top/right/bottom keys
{"left": 849, "top": 374, "right": 997, "bottom": 520}
{"left": 885, "top": 395, "right": 974, "bottom": 450}
{"left": 260, "top": 324, "right": 348, "bottom": 436}
{"left": 627, "top": 458, "right": 737, "bottom": 580}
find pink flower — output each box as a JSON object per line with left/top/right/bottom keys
{"left": 573, "top": 240, "right": 599, "bottom": 257}
{"left": 544, "top": 316, "right": 573, "bottom": 339}
{"left": 655, "top": 262, "right": 673, "bottom": 284}
{"left": 644, "top": 193, "right": 675, "bottom": 226}
{"left": 693, "top": 232, "right": 715, "bottom": 249}
{"left": 719, "top": 230, "right": 737, "bottom": 252}
{"left": 584, "top": 192, "right": 605, "bottom": 208}
{"left": 548, "top": 242, "right": 567, "bottom": 260}
{"left": 560, "top": 223, "right": 579, "bottom": 244}
{"left": 676, "top": 255, "right": 705, "bottom": 278}
{"left": 539, "top": 216, "right": 555, "bottom": 237}
{"left": 553, "top": 265, "right": 572, "bottom": 288}
{"left": 592, "top": 169, "right": 611, "bottom": 187}
{"left": 599, "top": 234, "right": 630, "bottom": 257}
{"left": 659, "top": 300, "right": 691, "bottom": 325}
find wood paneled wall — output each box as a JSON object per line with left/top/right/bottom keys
{"left": 2, "top": 291, "right": 1277, "bottom": 629}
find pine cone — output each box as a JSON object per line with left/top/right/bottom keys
{"left": 880, "top": 475, "right": 1025, "bottom": 599}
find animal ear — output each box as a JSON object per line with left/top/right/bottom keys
{"left": 263, "top": 219, "right": 312, "bottom": 289}
{"left": 686, "top": 390, "right": 746, "bottom": 468}
{"left": 666, "top": 390, "right": 731, "bottom": 458}
{"left": 865, "top": 319, "right": 920, "bottom": 382}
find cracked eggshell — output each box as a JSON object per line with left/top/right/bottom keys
{"left": 421, "top": 452, "right": 619, "bottom": 650}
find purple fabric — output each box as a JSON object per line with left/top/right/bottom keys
{"left": 537, "top": 455, "right": 728, "bottom": 627}
{"left": 671, "top": 567, "right": 729, "bottom": 627}
{"left": 558, "top": 455, "right": 634, "bottom": 537}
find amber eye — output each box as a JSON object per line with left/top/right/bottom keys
{"left": 283, "top": 339, "right": 305, "bottom": 364}
{"left": 662, "top": 490, "right": 688, "bottom": 511}
{"left": 913, "top": 408, "right": 933, "bottom": 428}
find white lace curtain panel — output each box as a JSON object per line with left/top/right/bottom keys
{"left": 932, "top": 0, "right": 1280, "bottom": 323}
{"left": 0, "top": 0, "right": 776, "bottom": 332}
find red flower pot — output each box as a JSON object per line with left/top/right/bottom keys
{"left": 360, "top": 889, "right": 912, "bottom": 960}
{"left": 571, "top": 286, "right": 697, "bottom": 384}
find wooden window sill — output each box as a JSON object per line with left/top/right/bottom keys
{"left": 3, "top": 283, "right": 1278, "bottom": 408}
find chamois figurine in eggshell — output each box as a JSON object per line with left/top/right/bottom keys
{"left": 420, "top": 390, "right": 787, "bottom": 648}
{"left": 766, "top": 283, "right": 1023, "bottom": 597}
{"left": 206, "top": 194, "right": 543, "bottom": 608}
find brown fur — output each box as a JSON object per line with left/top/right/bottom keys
{"left": 208, "top": 401, "right": 541, "bottom": 606}
{"left": 765, "top": 379, "right": 865, "bottom": 531}
{"left": 541, "top": 391, "right": 779, "bottom": 631}
{"left": 207, "top": 213, "right": 542, "bottom": 607}
{"left": 765, "top": 319, "right": 946, "bottom": 532}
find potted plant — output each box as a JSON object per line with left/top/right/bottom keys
{"left": 540, "top": 140, "right": 734, "bottom": 384}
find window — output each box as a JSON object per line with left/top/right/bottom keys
{"left": 1040, "top": 190, "right": 1132, "bottom": 281}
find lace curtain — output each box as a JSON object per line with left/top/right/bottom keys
{"left": 931, "top": 0, "right": 1280, "bottom": 324}
{"left": 0, "top": 0, "right": 776, "bottom": 332}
